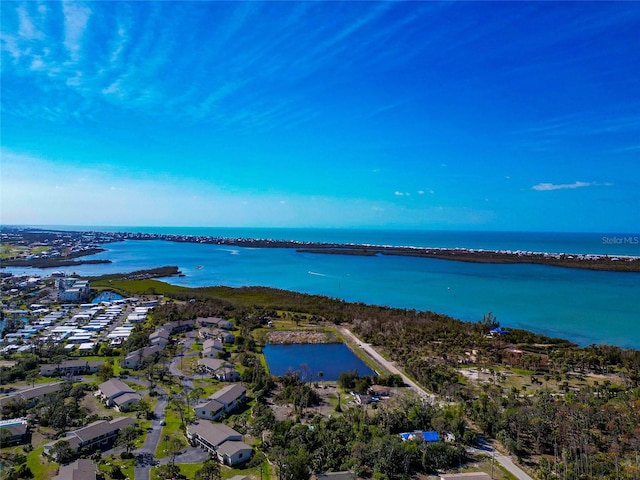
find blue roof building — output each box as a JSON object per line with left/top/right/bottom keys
{"left": 399, "top": 431, "right": 440, "bottom": 442}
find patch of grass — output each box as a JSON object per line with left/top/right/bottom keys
{"left": 154, "top": 406, "right": 185, "bottom": 458}
{"left": 26, "top": 446, "right": 58, "bottom": 480}
{"left": 222, "top": 456, "right": 271, "bottom": 480}
{"left": 99, "top": 455, "right": 136, "bottom": 480}
{"left": 193, "top": 378, "right": 223, "bottom": 397}
{"left": 91, "top": 279, "right": 190, "bottom": 296}
{"left": 459, "top": 457, "right": 517, "bottom": 480}
{"left": 178, "top": 463, "right": 204, "bottom": 477}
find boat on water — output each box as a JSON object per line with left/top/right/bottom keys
{"left": 196, "top": 265, "right": 203, "bottom": 270}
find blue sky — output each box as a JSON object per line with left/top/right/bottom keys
{"left": 1, "top": 1, "right": 639, "bottom": 231}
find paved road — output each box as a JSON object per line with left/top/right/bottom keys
{"left": 339, "top": 327, "right": 533, "bottom": 480}
{"left": 134, "top": 330, "right": 206, "bottom": 479}
{"left": 168, "top": 330, "right": 197, "bottom": 391}
{"left": 134, "top": 391, "right": 168, "bottom": 480}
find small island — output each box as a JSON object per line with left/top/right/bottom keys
{"left": 296, "top": 245, "right": 640, "bottom": 272}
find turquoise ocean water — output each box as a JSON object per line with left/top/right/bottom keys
{"left": 6, "top": 227, "right": 640, "bottom": 348}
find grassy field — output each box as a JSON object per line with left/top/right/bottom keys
{"left": 25, "top": 446, "right": 59, "bottom": 479}
{"left": 0, "top": 243, "right": 51, "bottom": 259}
{"left": 91, "top": 279, "right": 190, "bottom": 296}
{"left": 154, "top": 405, "right": 184, "bottom": 459}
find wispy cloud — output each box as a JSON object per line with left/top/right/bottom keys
{"left": 62, "top": 1, "right": 91, "bottom": 63}
{"left": 532, "top": 181, "right": 613, "bottom": 191}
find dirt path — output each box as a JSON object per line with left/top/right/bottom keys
{"left": 338, "top": 326, "right": 435, "bottom": 402}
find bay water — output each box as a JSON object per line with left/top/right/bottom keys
{"left": 5, "top": 228, "right": 640, "bottom": 348}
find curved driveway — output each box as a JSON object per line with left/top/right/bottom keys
{"left": 133, "top": 389, "right": 168, "bottom": 480}
{"left": 134, "top": 329, "right": 203, "bottom": 480}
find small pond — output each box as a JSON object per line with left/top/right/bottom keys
{"left": 263, "top": 343, "right": 375, "bottom": 381}
{"left": 92, "top": 291, "right": 125, "bottom": 303}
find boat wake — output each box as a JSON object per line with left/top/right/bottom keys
{"left": 308, "top": 271, "right": 329, "bottom": 277}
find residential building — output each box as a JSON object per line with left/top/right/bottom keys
{"left": 194, "top": 383, "right": 246, "bottom": 420}
{"left": 52, "top": 459, "right": 97, "bottom": 480}
{"left": 113, "top": 392, "right": 141, "bottom": 412}
{"left": 198, "top": 358, "right": 239, "bottom": 381}
{"left": 399, "top": 431, "right": 440, "bottom": 442}
{"left": 163, "top": 319, "right": 195, "bottom": 333}
{"left": 369, "top": 385, "right": 391, "bottom": 397}
{"left": 194, "top": 398, "right": 225, "bottom": 421}
{"left": 97, "top": 379, "right": 140, "bottom": 410}
{"left": 57, "top": 279, "right": 90, "bottom": 303}
{"left": 186, "top": 421, "right": 252, "bottom": 466}
{"left": 202, "top": 338, "right": 224, "bottom": 358}
{"left": 0, "top": 381, "right": 63, "bottom": 408}
{"left": 0, "top": 418, "right": 29, "bottom": 446}
{"left": 199, "top": 327, "right": 235, "bottom": 344}
{"left": 149, "top": 327, "right": 170, "bottom": 347}
{"left": 211, "top": 384, "right": 246, "bottom": 412}
{"left": 121, "top": 344, "right": 163, "bottom": 369}
{"left": 216, "top": 439, "right": 252, "bottom": 466}
{"left": 198, "top": 317, "right": 233, "bottom": 330}
{"left": 44, "top": 417, "right": 135, "bottom": 458}
{"left": 40, "top": 360, "right": 104, "bottom": 377}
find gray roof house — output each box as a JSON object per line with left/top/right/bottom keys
{"left": 199, "top": 327, "right": 235, "bottom": 344}
{"left": 194, "top": 398, "right": 225, "bottom": 421}
{"left": 187, "top": 421, "right": 251, "bottom": 465}
{"left": 112, "top": 392, "right": 142, "bottom": 412}
{"left": 163, "top": 319, "right": 195, "bottom": 333}
{"left": 0, "top": 418, "right": 29, "bottom": 447}
{"left": 198, "top": 358, "right": 239, "bottom": 382}
{"left": 44, "top": 417, "right": 135, "bottom": 458}
{"left": 212, "top": 384, "right": 246, "bottom": 410}
{"left": 97, "top": 379, "right": 140, "bottom": 409}
{"left": 121, "top": 344, "right": 163, "bottom": 369}
{"left": 40, "top": 360, "right": 104, "bottom": 377}
{"left": 216, "top": 439, "right": 253, "bottom": 466}
{"left": 149, "top": 327, "right": 170, "bottom": 347}
{"left": 0, "top": 381, "right": 63, "bottom": 408}
{"left": 52, "top": 458, "right": 97, "bottom": 480}
{"left": 198, "top": 317, "right": 233, "bottom": 330}
{"left": 202, "top": 338, "right": 224, "bottom": 358}
{"left": 194, "top": 383, "right": 246, "bottom": 421}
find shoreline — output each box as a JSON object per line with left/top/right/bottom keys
{"left": 106, "top": 230, "right": 640, "bottom": 272}
{"left": 296, "top": 246, "right": 640, "bottom": 272}
{"left": 2, "top": 226, "right": 640, "bottom": 272}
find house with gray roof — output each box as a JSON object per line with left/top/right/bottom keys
{"left": 0, "top": 381, "right": 63, "bottom": 408}
{"left": 216, "top": 439, "right": 252, "bottom": 466}
{"left": 186, "top": 421, "right": 251, "bottom": 465}
{"left": 198, "top": 317, "right": 233, "bottom": 330}
{"left": 112, "top": 392, "right": 142, "bottom": 412}
{"left": 211, "top": 384, "right": 246, "bottom": 412}
{"left": 121, "top": 344, "right": 162, "bottom": 369}
{"left": 97, "top": 379, "right": 140, "bottom": 410}
{"left": 52, "top": 458, "right": 97, "bottom": 480}
{"left": 40, "top": 360, "right": 103, "bottom": 377}
{"left": 0, "top": 417, "right": 29, "bottom": 446}
{"left": 198, "top": 358, "right": 239, "bottom": 381}
{"left": 44, "top": 417, "right": 135, "bottom": 459}
{"left": 202, "top": 338, "right": 224, "bottom": 358}
{"left": 149, "top": 327, "right": 170, "bottom": 347}
{"left": 194, "top": 398, "right": 225, "bottom": 421}
{"left": 163, "top": 319, "right": 195, "bottom": 333}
